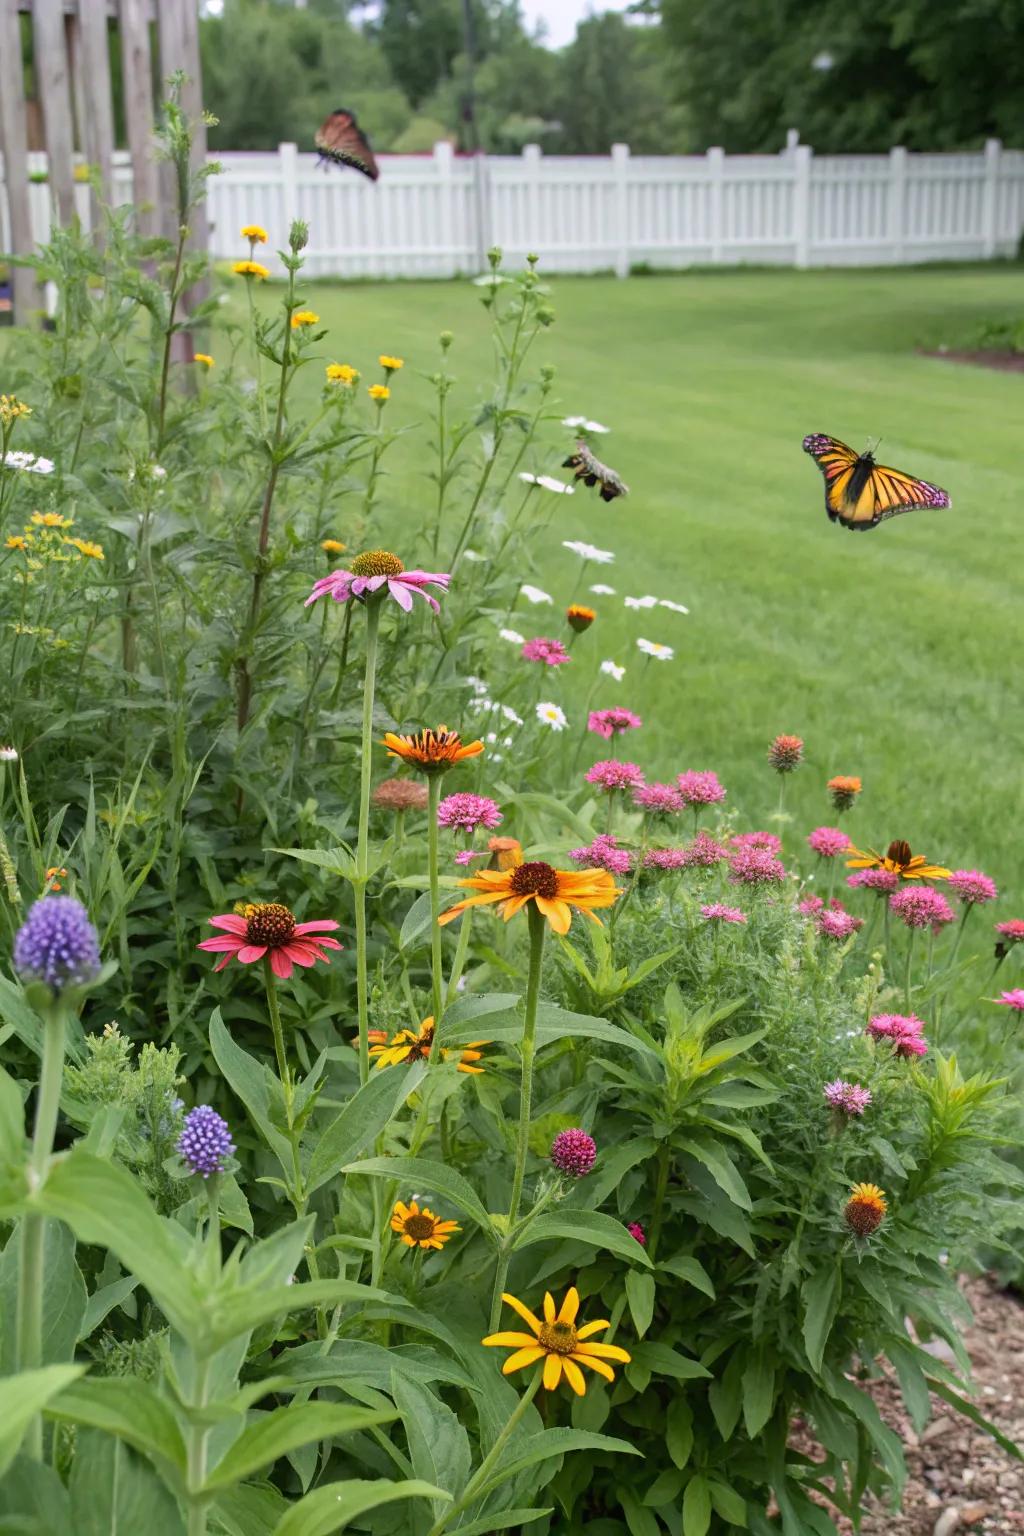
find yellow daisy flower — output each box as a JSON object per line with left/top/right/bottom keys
{"left": 440, "top": 860, "right": 620, "bottom": 937}
{"left": 379, "top": 355, "right": 404, "bottom": 372}
{"left": 846, "top": 838, "right": 950, "bottom": 882}
{"left": 321, "top": 538, "right": 346, "bottom": 555}
{"left": 291, "top": 310, "right": 320, "bottom": 329}
{"left": 194, "top": 353, "right": 215, "bottom": 368}
{"left": 483, "top": 1288, "right": 631, "bottom": 1396}
{"left": 241, "top": 224, "right": 268, "bottom": 244}
{"left": 67, "top": 538, "right": 104, "bottom": 560}
{"left": 369, "top": 1016, "right": 490, "bottom": 1074}
{"left": 390, "top": 1199, "right": 460, "bottom": 1251}
{"left": 844, "top": 1182, "right": 887, "bottom": 1237}
{"left": 326, "top": 363, "right": 359, "bottom": 384}
{"left": 31, "top": 511, "right": 71, "bottom": 529}
{"left": 232, "top": 260, "right": 270, "bottom": 280}
{"left": 368, "top": 383, "right": 390, "bottom": 401}
{"left": 5, "top": 536, "right": 29, "bottom": 552}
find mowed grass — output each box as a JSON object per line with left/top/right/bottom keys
{"left": 251, "top": 264, "right": 1022, "bottom": 884}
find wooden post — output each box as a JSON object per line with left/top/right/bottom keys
{"left": 792, "top": 142, "right": 812, "bottom": 268}
{"left": 982, "top": 138, "right": 1002, "bottom": 258}
{"left": 707, "top": 146, "right": 725, "bottom": 263}
{"left": 0, "top": 0, "right": 37, "bottom": 323}
{"left": 611, "top": 142, "right": 630, "bottom": 278}
{"left": 119, "top": 0, "right": 158, "bottom": 238}
{"left": 31, "top": 0, "right": 76, "bottom": 227}
{"left": 77, "top": 2, "right": 116, "bottom": 219}
{"left": 888, "top": 145, "right": 907, "bottom": 264}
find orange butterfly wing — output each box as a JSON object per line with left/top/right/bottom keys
{"left": 315, "top": 109, "right": 379, "bottom": 182}
{"left": 802, "top": 433, "right": 950, "bottom": 531}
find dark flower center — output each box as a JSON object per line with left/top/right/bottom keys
{"left": 402, "top": 1024, "right": 434, "bottom": 1061}
{"left": 539, "top": 1320, "right": 578, "bottom": 1355}
{"left": 887, "top": 839, "right": 912, "bottom": 866}
{"left": 403, "top": 1214, "right": 436, "bottom": 1240}
{"left": 245, "top": 902, "right": 296, "bottom": 947}
{"left": 350, "top": 549, "right": 404, "bottom": 578}
{"left": 509, "top": 861, "right": 559, "bottom": 899}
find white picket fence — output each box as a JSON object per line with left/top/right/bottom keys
{"left": 5, "top": 138, "right": 1024, "bottom": 279}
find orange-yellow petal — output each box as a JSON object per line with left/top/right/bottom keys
{"left": 575, "top": 1341, "right": 632, "bottom": 1362}
{"left": 482, "top": 1331, "right": 541, "bottom": 1349}
{"left": 542, "top": 1353, "right": 562, "bottom": 1391}
{"left": 562, "top": 1358, "right": 587, "bottom": 1395}
{"left": 557, "top": 1287, "right": 580, "bottom": 1325}
{"left": 535, "top": 896, "right": 573, "bottom": 933}
{"left": 500, "top": 1293, "right": 543, "bottom": 1336}
{"left": 502, "top": 1346, "right": 546, "bottom": 1374}
{"left": 573, "top": 1351, "right": 615, "bottom": 1382}
{"left": 576, "top": 1318, "right": 611, "bottom": 1340}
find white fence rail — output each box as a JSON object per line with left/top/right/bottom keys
{"left": 5, "top": 138, "right": 1024, "bottom": 279}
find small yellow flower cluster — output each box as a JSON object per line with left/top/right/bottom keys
{"left": 326, "top": 363, "right": 359, "bottom": 386}
{"left": 4, "top": 510, "right": 103, "bottom": 571}
{"left": 0, "top": 394, "right": 31, "bottom": 426}
{"left": 241, "top": 223, "right": 268, "bottom": 244}
{"left": 194, "top": 353, "right": 215, "bottom": 369}
{"left": 232, "top": 260, "right": 269, "bottom": 280}
{"left": 379, "top": 354, "right": 404, "bottom": 372}
{"left": 290, "top": 309, "right": 320, "bottom": 330}
{"left": 368, "top": 384, "right": 390, "bottom": 402}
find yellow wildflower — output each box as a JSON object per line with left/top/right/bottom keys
{"left": 31, "top": 511, "right": 72, "bottom": 529}
{"left": 368, "top": 384, "right": 390, "bottom": 402}
{"left": 326, "top": 363, "right": 358, "bottom": 385}
{"left": 241, "top": 224, "right": 268, "bottom": 244}
{"left": 5, "top": 535, "right": 29, "bottom": 552}
{"left": 194, "top": 353, "right": 215, "bottom": 368}
{"left": 321, "top": 538, "right": 346, "bottom": 555}
{"left": 232, "top": 260, "right": 269, "bottom": 280}
{"left": 379, "top": 355, "right": 404, "bottom": 372}
{"left": 0, "top": 395, "right": 31, "bottom": 424}
{"left": 483, "top": 1288, "right": 631, "bottom": 1396}
{"left": 290, "top": 310, "right": 320, "bottom": 329}
{"left": 67, "top": 538, "right": 104, "bottom": 560}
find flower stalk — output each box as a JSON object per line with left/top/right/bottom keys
{"left": 354, "top": 599, "right": 382, "bottom": 1085}
{"left": 425, "top": 1371, "right": 542, "bottom": 1536}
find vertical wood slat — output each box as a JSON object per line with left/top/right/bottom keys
{"left": 118, "top": 0, "right": 158, "bottom": 238}
{"left": 0, "top": 0, "right": 36, "bottom": 323}
{"left": 77, "top": 1, "right": 115, "bottom": 217}
{"left": 156, "top": 0, "right": 185, "bottom": 240}
{"left": 31, "top": 0, "right": 76, "bottom": 226}
{"left": 178, "top": 0, "right": 209, "bottom": 296}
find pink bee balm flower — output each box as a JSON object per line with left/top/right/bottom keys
{"left": 798, "top": 896, "right": 825, "bottom": 915}
{"left": 817, "top": 909, "right": 860, "bottom": 941}
{"left": 731, "top": 831, "right": 782, "bottom": 855}
{"left": 633, "top": 781, "right": 684, "bottom": 814}
{"left": 454, "top": 849, "right": 486, "bottom": 866}
{"left": 808, "top": 827, "right": 852, "bottom": 858}
{"left": 847, "top": 868, "right": 900, "bottom": 894}
{"left": 701, "top": 903, "right": 747, "bottom": 924}
{"left": 198, "top": 903, "right": 342, "bottom": 980}
{"left": 643, "top": 847, "right": 689, "bottom": 870}
{"left": 729, "top": 847, "right": 786, "bottom": 886}
{"left": 586, "top": 759, "right": 645, "bottom": 792}
{"left": 676, "top": 770, "right": 726, "bottom": 807}
{"left": 684, "top": 832, "right": 728, "bottom": 867}
{"left": 948, "top": 869, "right": 998, "bottom": 905}
{"left": 569, "top": 835, "right": 632, "bottom": 875}
{"left": 521, "top": 636, "right": 570, "bottom": 667}
{"left": 627, "top": 1222, "right": 647, "bottom": 1245}
{"left": 892, "top": 1027, "right": 928, "bottom": 1058}
{"left": 588, "top": 707, "right": 642, "bottom": 739}
{"left": 996, "top": 989, "right": 1024, "bottom": 1012}
{"left": 889, "top": 887, "right": 955, "bottom": 931}
{"left": 995, "top": 919, "right": 1024, "bottom": 944}
{"left": 305, "top": 550, "right": 449, "bottom": 614}
{"left": 823, "top": 1079, "right": 872, "bottom": 1116}
{"left": 867, "top": 1013, "right": 928, "bottom": 1058}
{"left": 437, "top": 792, "right": 503, "bottom": 833}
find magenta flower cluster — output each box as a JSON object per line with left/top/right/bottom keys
{"left": 627, "top": 1222, "right": 647, "bottom": 1245}
{"left": 588, "top": 707, "right": 642, "bottom": 738}
{"left": 823, "top": 1079, "right": 872, "bottom": 1116}
{"left": 731, "top": 831, "right": 781, "bottom": 854}
{"left": 889, "top": 887, "right": 955, "bottom": 931}
{"left": 522, "top": 636, "right": 570, "bottom": 667}
{"left": 807, "top": 826, "right": 851, "bottom": 858}
{"left": 685, "top": 832, "right": 728, "bottom": 867}
{"left": 867, "top": 1013, "right": 928, "bottom": 1058}
{"left": 700, "top": 903, "right": 747, "bottom": 925}
{"left": 996, "top": 990, "right": 1024, "bottom": 1012}
{"left": 586, "top": 760, "right": 645, "bottom": 792}
{"left": 569, "top": 834, "right": 632, "bottom": 875}
{"left": 436, "top": 793, "right": 502, "bottom": 833}
{"left": 847, "top": 868, "right": 900, "bottom": 894}
{"left": 550, "top": 1128, "right": 597, "bottom": 1178}
{"left": 643, "top": 848, "right": 688, "bottom": 870}
{"left": 947, "top": 869, "right": 998, "bottom": 905}
{"left": 995, "top": 920, "right": 1024, "bottom": 945}
{"left": 676, "top": 770, "right": 726, "bottom": 807}
{"left": 728, "top": 846, "right": 786, "bottom": 886}
{"left": 817, "top": 909, "right": 861, "bottom": 941}
{"left": 633, "top": 781, "right": 684, "bottom": 814}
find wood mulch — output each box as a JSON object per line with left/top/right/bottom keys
{"left": 920, "top": 349, "right": 1024, "bottom": 374}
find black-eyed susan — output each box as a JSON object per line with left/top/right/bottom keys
{"left": 844, "top": 1182, "right": 887, "bottom": 1237}
{"left": 370, "top": 1016, "right": 490, "bottom": 1073}
{"left": 232, "top": 260, "right": 269, "bottom": 280}
{"left": 391, "top": 1199, "right": 460, "bottom": 1251}
{"left": 383, "top": 726, "right": 484, "bottom": 776}
{"left": 846, "top": 839, "right": 950, "bottom": 882}
{"left": 291, "top": 310, "right": 319, "bottom": 329}
{"left": 483, "top": 1287, "right": 630, "bottom": 1395}
{"left": 440, "top": 858, "right": 620, "bottom": 935}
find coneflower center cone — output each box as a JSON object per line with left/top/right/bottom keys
{"left": 539, "top": 1320, "right": 578, "bottom": 1354}
{"left": 246, "top": 903, "right": 296, "bottom": 946}
{"left": 350, "top": 549, "right": 404, "bottom": 577}
{"left": 509, "top": 861, "right": 559, "bottom": 900}
{"left": 403, "top": 1214, "right": 436, "bottom": 1240}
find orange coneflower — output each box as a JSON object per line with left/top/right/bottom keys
{"left": 382, "top": 726, "right": 484, "bottom": 776}
{"left": 439, "top": 858, "right": 620, "bottom": 935}
{"left": 369, "top": 1016, "right": 490, "bottom": 1074}
{"left": 566, "top": 604, "right": 596, "bottom": 633}
{"left": 483, "top": 1287, "right": 631, "bottom": 1396}
{"left": 828, "top": 774, "right": 862, "bottom": 813}
{"left": 846, "top": 839, "right": 950, "bottom": 882}
{"left": 391, "top": 1199, "right": 460, "bottom": 1251}
{"left": 844, "top": 1182, "right": 887, "bottom": 1237}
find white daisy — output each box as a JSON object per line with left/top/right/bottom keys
{"left": 501, "top": 704, "right": 524, "bottom": 725}
{"left": 3, "top": 451, "right": 55, "bottom": 475}
{"left": 563, "top": 415, "right": 610, "bottom": 434}
{"left": 463, "top": 548, "right": 487, "bottom": 562}
{"left": 499, "top": 627, "right": 525, "bottom": 645}
{"left": 562, "top": 539, "right": 614, "bottom": 564}
{"left": 520, "top": 584, "right": 552, "bottom": 605}
{"left": 536, "top": 702, "right": 568, "bottom": 731}
{"left": 637, "top": 638, "right": 674, "bottom": 661}
{"left": 590, "top": 584, "right": 616, "bottom": 596}
{"left": 519, "top": 472, "right": 574, "bottom": 495}
{"left": 465, "top": 674, "right": 491, "bottom": 697}
{"left": 624, "top": 595, "right": 659, "bottom": 610}
{"left": 0, "top": 747, "right": 18, "bottom": 761}
{"left": 600, "top": 660, "right": 626, "bottom": 681}
{"left": 659, "top": 599, "right": 690, "bottom": 614}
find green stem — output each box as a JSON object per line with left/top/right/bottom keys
{"left": 186, "top": 1355, "right": 212, "bottom": 1536}
{"left": 355, "top": 600, "right": 382, "bottom": 1086}
{"left": 947, "top": 904, "right": 973, "bottom": 970}
{"left": 445, "top": 907, "right": 473, "bottom": 1006}
{"left": 647, "top": 1144, "right": 671, "bottom": 1262}
{"left": 427, "top": 775, "right": 444, "bottom": 1044}
{"left": 904, "top": 928, "right": 916, "bottom": 1012}
{"left": 489, "top": 904, "right": 546, "bottom": 1330}
{"left": 425, "top": 1372, "right": 542, "bottom": 1536}
{"left": 156, "top": 226, "right": 187, "bottom": 454}
{"left": 263, "top": 960, "right": 291, "bottom": 1091}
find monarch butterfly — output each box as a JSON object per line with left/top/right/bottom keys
{"left": 314, "top": 108, "right": 379, "bottom": 182}
{"left": 562, "top": 441, "right": 629, "bottom": 502}
{"left": 802, "top": 433, "right": 950, "bottom": 531}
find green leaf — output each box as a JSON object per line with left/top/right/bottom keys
{"left": 708, "top": 1351, "right": 744, "bottom": 1441}
{"left": 441, "top": 1511, "right": 553, "bottom": 1536}
{"left": 683, "top": 1473, "right": 712, "bottom": 1536}
{"left": 618, "top": 1483, "right": 661, "bottom": 1536}
{"left": 441, "top": 997, "right": 658, "bottom": 1061}
{"left": 697, "top": 1028, "right": 766, "bottom": 1072}
{"left": 625, "top": 1271, "right": 656, "bottom": 1338}
{"left": 927, "top": 1375, "right": 1024, "bottom": 1461}
{"left": 708, "top": 1477, "right": 748, "bottom": 1526}
{"left": 274, "top": 845, "right": 357, "bottom": 878}
{"left": 477, "top": 1428, "right": 641, "bottom": 1494}
{"left": 678, "top": 1137, "right": 751, "bottom": 1210}
{"left": 0, "top": 1454, "right": 70, "bottom": 1530}
{"left": 642, "top": 1467, "right": 685, "bottom": 1506}
{"left": 68, "top": 1429, "right": 184, "bottom": 1536}
{"left": 0, "top": 1365, "right": 86, "bottom": 1476}
{"left": 886, "top": 1340, "right": 931, "bottom": 1433}
{"left": 271, "top": 1478, "right": 448, "bottom": 1536}
{"left": 801, "top": 1266, "right": 840, "bottom": 1375}
{"left": 658, "top": 1253, "right": 715, "bottom": 1300}
{"left": 210, "top": 1008, "right": 292, "bottom": 1170}
{"left": 203, "top": 1405, "right": 395, "bottom": 1491}
{"left": 516, "top": 1209, "right": 654, "bottom": 1267}
{"left": 665, "top": 1398, "right": 694, "bottom": 1469}
{"left": 79, "top": 1275, "right": 138, "bottom": 1340}
{"left": 306, "top": 1063, "right": 428, "bottom": 1197}
{"left": 217, "top": 1279, "right": 388, "bottom": 1352}
{"left": 741, "top": 1349, "right": 776, "bottom": 1438}
{"left": 45, "top": 1376, "right": 187, "bottom": 1476}
{"left": 399, "top": 891, "right": 435, "bottom": 952}
{"left": 0, "top": 1219, "right": 87, "bottom": 1371}
{"left": 212, "top": 1484, "right": 289, "bottom": 1536}
{"left": 629, "top": 1342, "right": 710, "bottom": 1382}
{"left": 0, "top": 1064, "right": 23, "bottom": 1167}
{"left": 343, "top": 1157, "right": 494, "bottom": 1239}
{"left": 390, "top": 1374, "right": 471, "bottom": 1516}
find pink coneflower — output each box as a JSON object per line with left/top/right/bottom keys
{"left": 569, "top": 835, "right": 633, "bottom": 875}
{"left": 627, "top": 1222, "right": 647, "bottom": 1245}
{"left": 633, "top": 781, "right": 684, "bottom": 814}
{"left": 889, "top": 887, "right": 955, "bottom": 932}
{"left": 995, "top": 919, "right": 1024, "bottom": 945}
{"left": 586, "top": 760, "right": 645, "bottom": 792}
{"left": 808, "top": 827, "right": 851, "bottom": 858}
{"left": 729, "top": 847, "right": 786, "bottom": 886}
{"left": 198, "top": 903, "right": 342, "bottom": 980}
{"left": 731, "top": 831, "right": 782, "bottom": 855}
{"left": 684, "top": 832, "right": 728, "bottom": 867}
{"left": 676, "top": 770, "right": 726, "bottom": 807}
{"left": 847, "top": 869, "right": 900, "bottom": 894}
{"left": 305, "top": 550, "right": 449, "bottom": 613}
{"left": 437, "top": 792, "right": 503, "bottom": 833}
{"left": 588, "top": 707, "right": 642, "bottom": 739}
{"left": 995, "top": 989, "right": 1024, "bottom": 1012}
{"left": 373, "top": 779, "right": 429, "bottom": 813}
{"left": 948, "top": 869, "right": 998, "bottom": 905}
{"left": 817, "top": 909, "right": 860, "bottom": 941}
{"left": 643, "top": 848, "right": 688, "bottom": 870}
{"left": 768, "top": 734, "right": 804, "bottom": 773}
{"left": 522, "top": 636, "right": 571, "bottom": 667}
{"left": 823, "top": 1080, "right": 872, "bottom": 1116}
{"left": 700, "top": 903, "right": 747, "bottom": 925}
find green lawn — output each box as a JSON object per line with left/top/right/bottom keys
{"left": 247, "top": 266, "right": 1022, "bottom": 884}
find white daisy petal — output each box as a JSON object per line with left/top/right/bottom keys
{"left": 536, "top": 702, "right": 568, "bottom": 731}
{"left": 624, "top": 595, "right": 659, "bottom": 610}
{"left": 520, "top": 584, "right": 553, "bottom": 605}
{"left": 3, "top": 451, "right": 55, "bottom": 475}
{"left": 562, "top": 539, "right": 615, "bottom": 564}
{"left": 600, "top": 660, "right": 626, "bottom": 681}
{"left": 590, "top": 584, "right": 616, "bottom": 596}
{"left": 463, "top": 548, "right": 487, "bottom": 563}
{"left": 499, "top": 627, "right": 525, "bottom": 644}
{"left": 637, "top": 638, "right": 674, "bottom": 661}
{"left": 659, "top": 599, "right": 690, "bottom": 614}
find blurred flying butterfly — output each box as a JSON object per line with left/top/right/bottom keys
{"left": 802, "top": 433, "right": 950, "bottom": 531}
{"left": 563, "top": 440, "right": 628, "bottom": 502}
{"left": 315, "top": 108, "right": 379, "bottom": 182}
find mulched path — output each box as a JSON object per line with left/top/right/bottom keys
{"left": 793, "top": 1276, "right": 1024, "bottom": 1535}
{"left": 920, "top": 349, "right": 1024, "bottom": 374}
